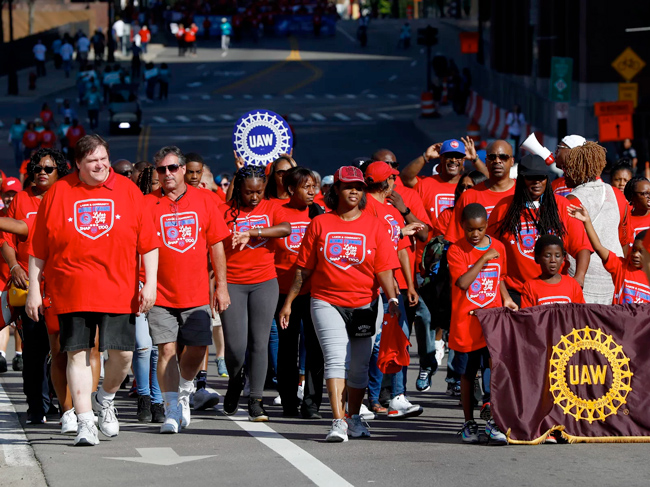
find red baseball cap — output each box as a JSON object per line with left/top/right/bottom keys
{"left": 365, "top": 161, "right": 399, "bottom": 184}
{"left": 334, "top": 166, "right": 366, "bottom": 185}
{"left": 2, "top": 177, "right": 21, "bottom": 193}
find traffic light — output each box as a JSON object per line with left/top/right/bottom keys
{"left": 417, "top": 26, "right": 438, "bottom": 47}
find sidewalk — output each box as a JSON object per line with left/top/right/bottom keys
{"left": 412, "top": 105, "right": 474, "bottom": 145}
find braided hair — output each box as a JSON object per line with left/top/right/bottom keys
{"left": 228, "top": 165, "right": 267, "bottom": 225}
{"left": 137, "top": 165, "right": 156, "bottom": 195}
{"left": 497, "top": 176, "right": 566, "bottom": 240}
{"left": 563, "top": 141, "right": 607, "bottom": 185}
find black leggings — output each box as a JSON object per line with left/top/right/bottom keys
{"left": 19, "top": 311, "right": 52, "bottom": 417}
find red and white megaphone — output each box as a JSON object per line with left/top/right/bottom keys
{"left": 520, "top": 133, "right": 555, "bottom": 166}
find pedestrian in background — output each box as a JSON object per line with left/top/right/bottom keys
{"left": 158, "top": 63, "right": 170, "bottom": 100}
{"left": 60, "top": 37, "right": 74, "bottom": 78}
{"left": 52, "top": 35, "right": 62, "bottom": 69}
{"left": 9, "top": 118, "right": 26, "bottom": 168}
{"left": 92, "top": 29, "right": 105, "bottom": 66}
{"left": 505, "top": 104, "right": 526, "bottom": 157}
{"left": 221, "top": 18, "right": 232, "bottom": 54}
{"left": 140, "top": 25, "right": 151, "bottom": 54}
{"left": 76, "top": 32, "right": 90, "bottom": 70}
{"left": 33, "top": 39, "right": 47, "bottom": 77}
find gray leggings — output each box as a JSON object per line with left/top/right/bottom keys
{"left": 310, "top": 296, "right": 382, "bottom": 389}
{"left": 220, "top": 279, "right": 279, "bottom": 399}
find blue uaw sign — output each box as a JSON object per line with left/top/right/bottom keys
{"left": 232, "top": 110, "right": 293, "bottom": 166}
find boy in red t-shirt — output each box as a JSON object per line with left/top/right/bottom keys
{"left": 521, "top": 235, "right": 585, "bottom": 307}
{"left": 447, "top": 203, "right": 518, "bottom": 445}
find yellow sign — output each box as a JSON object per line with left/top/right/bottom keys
{"left": 549, "top": 327, "right": 633, "bottom": 424}
{"left": 619, "top": 82, "right": 639, "bottom": 108}
{"left": 612, "top": 47, "right": 646, "bottom": 81}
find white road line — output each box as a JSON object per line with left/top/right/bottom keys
{"left": 325, "top": 94, "right": 336, "bottom": 99}
{"left": 387, "top": 94, "right": 398, "bottom": 99}
{"left": 311, "top": 113, "right": 326, "bottom": 121}
{"left": 366, "top": 94, "right": 377, "bottom": 99}
{"left": 201, "top": 95, "right": 211, "bottom": 100}
{"left": 305, "top": 94, "right": 315, "bottom": 99}
{"left": 198, "top": 115, "right": 216, "bottom": 122}
{"left": 356, "top": 112, "right": 372, "bottom": 121}
{"left": 263, "top": 94, "right": 273, "bottom": 99}
{"left": 378, "top": 113, "right": 394, "bottom": 120}
{"left": 406, "top": 94, "right": 418, "bottom": 99}
{"left": 289, "top": 113, "right": 304, "bottom": 121}
{"left": 153, "top": 116, "right": 168, "bottom": 123}
{"left": 334, "top": 113, "right": 350, "bottom": 121}
{"left": 176, "top": 116, "right": 191, "bottom": 122}
{"left": 243, "top": 95, "right": 253, "bottom": 99}
{"left": 388, "top": 75, "right": 398, "bottom": 82}
{"left": 345, "top": 94, "right": 356, "bottom": 99}
{"left": 220, "top": 114, "right": 234, "bottom": 120}
{"left": 180, "top": 95, "right": 189, "bottom": 100}
{"left": 284, "top": 94, "right": 295, "bottom": 99}
{"left": 336, "top": 25, "right": 357, "bottom": 43}
{"left": 223, "top": 95, "right": 233, "bottom": 100}
{"left": 0, "top": 382, "right": 38, "bottom": 467}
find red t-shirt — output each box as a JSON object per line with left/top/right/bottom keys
{"left": 552, "top": 177, "right": 571, "bottom": 198}
{"left": 184, "top": 26, "right": 198, "bottom": 42}
{"left": 444, "top": 180, "right": 516, "bottom": 243}
{"left": 296, "top": 211, "right": 399, "bottom": 308}
{"left": 313, "top": 192, "right": 325, "bottom": 209}
{"left": 447, "top": 237, "right": 507, "bottom": 353}
{"left": 274, "top": 204, "right": 311, "bottom": 295}
{"left": 432, "top": 207, "right": 453, "bottom": 237}
{"left": 38, "top": 130, "right": 56, "bottom": 149}
{"left": 644, "top": 229, "right": 650, "bottom": 254}
{"left": 28, "top": 170, "right": 160, "bottom": 314}
{"left": 4, "top": 187, "right": 41, "bottom": 271}
{"left": 66, "top": 126, "right": 86, "bottom": 148}
{"left": 144, "top": 186, "right": 229, "bottom": 308}
{"left": 0, "top": 211, "right": 11, "bottom": 289}
{"left": 140, "top": 29, "right": 151, "bottom": 43}
{"left": 628, "top": 213, "right": 650, "bottom": 248}
{"left": 40, "top": 109, "right": 54, "bottom": 124}
{"left": 176, "top": 28, "right": 185, "bottom": 40}
{"left": 22, "top": 130, "right": 39, "bottom": 149}
{"left": 487, "top": 194, "right": 592, "bottom": 293}
{"left": 602, "top": 251, "right": 650, "bottom": 304}
{"left": 520, "top": 275, "right": 585, "bottom": 308}
{"left": 220, "top": 198, "right": 284, "bottom": 285}
{"left": 214, "top": 187, "right": 227, "bottom": 202}
{"left": 414, "top": 174, "right": 457, "bottom": 228}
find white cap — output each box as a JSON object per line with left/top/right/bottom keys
{"left": 322, "top": 175, "right": 334, "bottom": 185}
{"left": 561, "top": 135, "right": 586, "bottom": 149}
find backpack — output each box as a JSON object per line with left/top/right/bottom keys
{"left": 419, "top": 235, "right": 452, "bottom": 330}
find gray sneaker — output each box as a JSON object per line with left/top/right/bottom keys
{"left": 74, "top": 418, "right": 99, "bottom": 446}
{"left": 193, "top": 388, "right": 220, "bottom": 410}
{"left": 325, "top": 418, "right": 348, "bottom": 442}
{"left": 216, "top": 357, "right": 229, "bottom": 377}
{"left": 347, "top": 414, "right": 371, "bottom": 438}
{"left": 485, "top": 419, "right": 507, "bottom": 445}
{"left": 91, "top": 392, "right": 119, "bottom": 437}
{"left": 459, "top": 420, "right": 479, "bottom": 444}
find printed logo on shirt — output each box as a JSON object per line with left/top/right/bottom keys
{"left": 324, "top": 232, "right": 367, "bottom": 270}
{"left": 484, "top": 205, "right": 496, "bottom": 218}
{"left": 620, "top": 279, "right": 650, "bottom": 304}
{"left": 26, "top": 212, "right": 37, "bottom": 219}
{"left": 538, "top": 295, "right": 572, "bottom": 305}
{"left": 553, "top": 185, "right": 571, "bottom": 198}
{"left": 516, "top": 221, "right": 539, "bottom": 260}
{"left": 74, "top": 199, "right": 114, "bottom": 240}
{"left": 161, "top": 211, "right": 198, "bottom": 253}
{"left": 283, "top": 221, "right": 310, "bottom": 253}
{"left": 235, "top": 215, "right": 270, "bottom": 249}
{"left": 434, "top": 193, "right": 455, "bottom": 217}
{"left": 466, "top": 263, "right": 500, "bottom": 308}
{"left": 384, "top": 214, "right": 401, "bottom": 250}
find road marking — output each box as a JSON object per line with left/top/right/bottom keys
{"left": 198, "top": 115, "right": 216, "bottom": 122}
{"left": 0, "top": 382, "right": 39, "bottom": 467}
{"left": 187, "top": 82, "right": 202, "bottom": 88}
{"left": 288, "top": 113, "right": 304, "bottom": 121}
{"left": 410, "top": 60, "right": 417, "bottom": 67}
{"left": 176, "top": 116, "right": 191, "bottom": 122}
{"left": 356, "top": 112, "right": 372, "bottom": 121}
{"left": 106, "top": 448, "right": 215, "bottom": 466}
{"left": 201, "top": 72, "right": 209, "bottom": 78}
{"left": 334, "top": 113, "right": 350, "bottom": 121}
{"left": 388, "top": 75, "right": 398, "bottom": 82}
{"left": 325, "top": 94, "right": 336, "bottom": 99}
{"left": 181, "top": 95, "right": 189, "bottom": 100}
{"left": 311, "top": 113, "right": 326, "bottom": 121}
{"left": 220, "top": 114, "right": 234, "bottom": 120}
{"left": 377, "top": 104, "right": 420, "bottom": 112}
{"left": 223, "top": 95, "right": 233, "bottom": 100}
{"left": 406, "top": 94, "right": 418, "bottom": 99}
{"left": 378, "top": 113, "right": 394, "bottom": 120}
{"left": 201, "top": 95, "right": 211, "bottom": 100}
{"left": 243, "top": 94, "right": 253, "bottom": 99}
{"left": 336, "top": 25, "right": 357, "bottom": 43}
{"left": 284, "top": 94, "right": 295, "bottom": 99}
{"left": 345, "top": 94, "right": 356, "bottom": 99}
{"left": 263, "top": 94, "right": 273, "bottom": 99}
{"left": 305, "top": 94, "right": 315, "bottom": 99}
{"left": 153, "top": 116, "right": 168, "bottom": 123}
{"left": 366, "top": 94, "right": 377, "bottom": 99}
{"left": 387, "top": 94, "right": 398, "bottom": 99}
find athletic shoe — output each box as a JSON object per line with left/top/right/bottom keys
{"left": 359, "top": 403, "right": 375, "bottom": 421}
{"left": 61, "top": 408, "right": 77, "bottom": 435}
{"left": 370, "top": 401, "right": 387, "bottom": 414}
{"left": 160, "top": 405, "right": 182, "bottom": 434}
{"left": 12, "top": 354, "right": 23, "bottom": 371}
{"left": 179, "top": 390, "right": 192, "bottom": 428}
{"left": 378, "top": 387, "right": 391, "bottom": 408}
{"left": 223, "top": 376, "right": 242, "bottom": 416}
{"left": 297, "top": 381, "right": 305, "bottom": 402}
{"left": 151, "top": 403, "right": 165, "bottom": 423}
{"left": 459, "top": 420, "right": 479, "bottom": 444}
{"left": 248, "top": 398, "right": 269, "bottom": 422}
{"left": 545, "top": 432, "right": 558, "bottom": 444}
{"left": 415, "top": 367, "right": 433, "bottom": 392}
{"left": 446, "top": 382, "right": 461, "bottom": 396}
{"left": 216, "top": 357, "right": 228, "bottom": 377}
{"left": 0, "top": 355, "right": 7, "bottom": 373}
{"left": 193, "top": 388, "right": 220, "bottom": 410}
{"left": 480, "top": 402, "right": 492, "bottom": 422}
{"left": 91, "top": 392, "right": 119, "bottom": 437}
{"left": 485, "top": 419, "right": 507, "bottom": 445}
{"left": 273, "top": 395, "right": 282, "bottom": 406}
{"left": 74, "top": 418, "right": 99, "bottom": 446}
{"left": 435, "top": 340, "right": 445, "bottom": 366}
{"left": 26, "top": 414, "right": 46, "bottom": 424}
{"left": 137, "top": 395, "right": 152, "bottom": 423}
{"left": 387, "top": 394, "right": 423, "bottom": 419}
{"left": 347, "top": 414, "right": 371, "bottom": 438}
{"left": 325, "top": 418, "right": 348, "bottom": 442}
{"left": 301, "top": 408, "right": 322, "bottom": 420}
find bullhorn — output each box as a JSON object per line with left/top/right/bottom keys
{"left": 520, "top": 133, "right": 554, "bottom": 165}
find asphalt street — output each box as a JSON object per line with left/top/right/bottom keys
{"left": 1, "top": 18, "right": 650, "bottom": 487}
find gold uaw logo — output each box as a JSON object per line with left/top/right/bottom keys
{"left": 549, "top": 327, "right": 633, "bottom": 424}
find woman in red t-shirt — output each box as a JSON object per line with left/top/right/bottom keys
{"left": 279, "top": 166, "right": 401, "bottom": 443}
{"left": 220, "top": 165, "right": 290, "bottom": 421}
{"left": 22, "top": 122, "right": 40, "bottom": 160}
{"left": 623, "top": 177, "right": 650, "bottom": 247}
{"left": 40, "top": 103, "right": 54, "bottom": 125}
{"left": 264, "top": 154, "right": 297, "bottom": 205}
{"left": 273, "top": 167, "right": 324, "bottom": 417}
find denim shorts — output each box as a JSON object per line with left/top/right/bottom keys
{"left": 450, "top": 346, "right": 490, "bottom": 378}
{"left": 58, "top": 312, "right": 136, "bottom": 353}
{"left": 148, "top": 304, "right": 212, "bottom": 347}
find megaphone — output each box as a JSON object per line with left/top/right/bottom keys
{"left": 520, "top": 133, "right": 554, "bottom": 166}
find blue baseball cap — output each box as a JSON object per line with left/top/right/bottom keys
{"left": 440, "top": 139, "right": 466, "bottom": 156}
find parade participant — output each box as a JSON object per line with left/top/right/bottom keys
{"left": 314, "top": 174, "right": 332, "bottom": 209}
{"left": 448, "top": 203, "right": 516, "bottom": 444}
{"left": 279, "top": 166, "right": 401, "bottom": 442}
{"left": 610, "top": 160, "right": 634, "bottom": 193}
{"left": 22, "top": 122, "right": 40, "bottom": 160}
{"left": 176, "top": 24, "right": 186, "bottom": 56}
{"left": 221, "top": 18, "right": 232, "bottom": 54}
{"left": 145, "top": 146, "right": 230, "bottom": 433}
{"left": 434, "top": 170, "right": 486, "bottom": 237}
{"left": 220, "top": 166, "right": 290, "bottom": 421}
{"left": 488, "top": 154, "right": 592, "bottom": 306}
{"left": 9, "top": 118, "right": 27, "bottom": 168}
{"left": 551, "top": 135, "right": 586, "bottom": 198}
{"left": 569, "top": 205, "right": 650, "bottom": 304}
{"left": 26, "top": 135, "right": 160, "bottom": 447}
{"left": 265, "top": 155, "right": 297, "bottom": 204}
{"left": 520, "top": 236, "right": 585, "bottom": 308}
{"left": 40, "top": 103, "right": 54, "bottom": 125}
{"left": 132, "top": 161, "right": 151, "bottom": 184}
{"left": 38, "top": 124, "right": 56, "bottom": 149}
{"left": 184, "top": 23, "right": 198, "bottom": 57}
{"left": 112, "top": 159, "right": 133, "bottom": 178}
{"left": 272, "top": 167, "right": 324, "bottom": 418}
{"left": 624, "top": 177, "right": 650, "bottom": 245}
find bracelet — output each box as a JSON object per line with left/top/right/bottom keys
{"left": 388, "top": 298, "right": 399, "bottom": 305}
{"left": 400, "top": 207, "right": 411, "bottom": 217}
{"left": 399, "top": 229, "right": 404, "bottom": 240}
{"left": 422, "top": 152, "right": 429, "bottom": 163}
{"left": 9, "top": 265, "right": 19, "bottom": 273}
{"left": 257, "top": 228, "right": 262, "bottom": 238}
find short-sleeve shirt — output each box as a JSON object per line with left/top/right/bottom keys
{"left": 628, "top": 213, "right": 650, "bottom": 248}
{"left": 39, "top": 130, "right": 56, "bottom": 149}
{"left": 602, "top": 251, "right": 650, "bottom": 304}
{"left": 520, "top": 275, "right": 585, "bottom": 308}
{"left": 414, "top": 175, "right": 457, "bottom": 228}
{"left": 4, "top": 187, "right": 41, "bottom": 271}
{"left": 144, "top": 185, "right": 229, "bottom": 308}
{"left": 552, "top": 177, "right": 571, "bottom": 198}
{"left": 447, "top": 237, "right": 507, "bottom": 353}
{"left": 27, "top": 170, "right": 160, "bottom": 315}
{"left": 33, "top": 44, "right": 46, "bottom": 61}
{"left": 220, "top": 198, "right": 285, "bottom": 285}
{"left": 274, "top": 204, "right": 311, "bottom": 295}
{"left": 296, "top": 211, "right": 400, "bottom": 308}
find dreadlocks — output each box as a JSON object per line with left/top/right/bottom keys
{"left": 563, "top": 141, "right": 606, "bottom": 185}
{"left": 228, "top": 165, "right": 267, "bottom": 225}
{"left": 497, "top": 176, "right": 566, "bottom": 240}
{"left": 137, "top": 165, "right": 156, "bottom": 195}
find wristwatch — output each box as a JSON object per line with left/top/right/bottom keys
{"left": 400, "top": 207, "right": 411, "bottom": 217}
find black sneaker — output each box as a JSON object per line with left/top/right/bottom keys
{"left": 137, "top": 395, "right": 152, "bottom": 423}
{"left": 151, "top": 403, "right": 165, "bottom": 423}
{"left": 12, "top": 355, "right": 23, "bottom": 371}
{"left": 0, "top": 355, "right": 7, "bottom": 373}
{"left": 248, "top": 398, "right": 269, "bottom": 422}
{"left": 378, "top": 386, "right": 391, "bottom": 408}
{"left": 301, "top": 408, "right": 322, "bottom": 420}
{"left": 480, "top": 402, "right": 492, "bottom": 422}
{"left": 223, "top": 375, "right": 243, "bottom": 416}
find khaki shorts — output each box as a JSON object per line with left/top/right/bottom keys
{"left": 148, "top": 304, "right": 212, "bottom": 346}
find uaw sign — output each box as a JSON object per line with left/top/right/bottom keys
{"left": 232, "top": 110, "right": 293, "bottom": 166}
{"left": 476, "top": 304, "right": 650, "bottom": 444}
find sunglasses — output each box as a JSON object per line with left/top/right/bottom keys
{"left": 275, "top": 169, "right": 288, "bottom": 176}
{"left": 486, "top": 153, "right": 511, "bottom": 162}
{"left": 33, "top": 165, "right": 56, "bottom": 174}
{"left": 118, "top": 170, "right": 133, "bottom": 177}
{"left": 220, "top": 181, "right": 230, "bottom": 188}
{"left": 155, "top": 164, "right": 181, "bottom": 175}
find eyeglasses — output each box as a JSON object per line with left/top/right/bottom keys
{"left": 486, "top": 153, "right": 511, "bottom": 162}
{"left": 635, "top": 191, "right": 650, "bottom": 198}
{"left": 33, "top": 165, "right": 56, "bottom": 174}
{"left": 155, "top": 164, "right": 181, "bottom": 175}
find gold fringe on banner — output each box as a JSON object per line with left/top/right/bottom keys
{"left": 506, "top": 426, "right": 650, "bottom": 444}
{"left": 506, "top": 426, "right": 564, "bottom": 445}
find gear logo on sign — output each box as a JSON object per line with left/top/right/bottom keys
{"left": 232, "top": 110, "right": 293, "bottom": 166}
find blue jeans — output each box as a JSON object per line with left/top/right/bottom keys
{"left": 413, "top": 275, "right": 438, "bottom": 370}
{"left": 133, "top": 312, "right": 162, "bottom": 404}
{"left": 268, "top": 319, "right": 279, "bottom": 385}
{"left": 298, "top": 322, "right": 306, "bottom": 376}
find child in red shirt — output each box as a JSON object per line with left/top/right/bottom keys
{"left": 521, "top": 235, "right": 585, "bottom": 307}
{"left": 447, "top": 203, "right": 518, "bottom": 445}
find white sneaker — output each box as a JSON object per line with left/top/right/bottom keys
{"left": 325, "top": 418, "right": 349, "bottom": 442}
{"left": 179, "top": 390, "right": 191, "bottom": 428}
{"left": 193, "top": 388, "right": 220, "bottom": 410}
{"left": 297, "top": 381, "right": 305, "bottom": 401}
{"left": 61, "top": 408, "right": 78, "bottom": 435}
{"left": 387, "top": 394, "right": 423, "bottom": 419}
{"left": 74, "top": 418, "right": 99, "bottom": 446}
{"left": 435, "top": 339, "right": 446, "bottom": 366}
{"left": 273, "top": 395, "right": 282, "bottom": 406}
{"left": 91, "top": 392, "right": 119, "bottom": 437}
{"left": 347, "top": 414, "right": 371, "bottom": 438}
{"left": 359, "top": 403, "right": 376, "bottom": 421}
{"left": 160, "top": 405, "right": 182, "bottom": 434}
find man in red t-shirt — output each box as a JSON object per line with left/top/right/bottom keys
{"left": 25, "top": 135, "right": 160, "bottom": 447}
{"left": 145, "top": 146, "right": 230, "bottom": 434}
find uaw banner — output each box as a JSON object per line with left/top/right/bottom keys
{"left": 475, "top": 304, "right": 650, "bottom": 444}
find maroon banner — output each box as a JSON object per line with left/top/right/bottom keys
{"left": 475, "top": 303, "right": 650, "bottom": 443}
